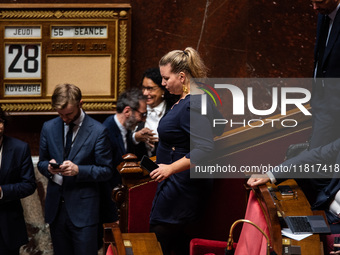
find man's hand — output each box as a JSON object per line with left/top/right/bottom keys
{"left": 135, "top": 128, "right": 158, "bottom": 147}
{"left": 247, "top": 174, "right": 270, "bottom": 187}
{"left": 59, "top": 160, "right": 79, "bottom": 176}
{"left": 48, "top": 159, "right": 62, "bottom": 175}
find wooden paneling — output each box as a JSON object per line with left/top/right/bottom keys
{"left": 0, "top": 0, "right": 317, "bottom": 154}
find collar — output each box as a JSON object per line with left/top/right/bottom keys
{"left": 329, "top": 3, "right": 340, "bottom": 21}
{"left": 74, "top": 109, "right": 85, "bottom": 127}
{"left": 114, "top": 114, "right": 127, "bottom": 137}
{"left": 63, "top": 109, "right": 85, "bottom": 128}
{"left": 147, "top": 100, "right": 166, "bottom": 116}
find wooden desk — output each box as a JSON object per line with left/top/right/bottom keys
{"left": 121, "top": 233, "right": 163, "bottom": 255}
{"left": 103, "top": 222, "right": 163, "bottom": 255}
{"left": 256, "top": 179, "right": 324, "bottom": 255}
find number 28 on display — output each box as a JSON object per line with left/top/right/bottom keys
{"left": 5, "top": 44, "right": 41, "bottom": 79}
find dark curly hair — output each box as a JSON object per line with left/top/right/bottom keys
{"left": 141, "top": 67, "right": 180, "bottom": 108}
{"left": 116, "top": 88, "right": 146, "bottom": 113}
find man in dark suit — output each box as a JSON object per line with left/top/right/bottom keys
{"left": 0, "top": 108, "right": 36, "bottom": 255}
{"left": 310, "top": 0, "right": 340, "bottom": 149}
{"left": 251, "top": 0, "right": 340, "bottom": 218}
{"left": 247, "top": 137, "right": 340, "bottom": 232}
{"left": 272, "top": 0, "right": 340, "bottom": 221}
{"left": 101, "top": 88, "right": 147, "bottom": 223}
{"left": 282, "top": 0, "right": 340, "bottom": 214}
{"left": 37, "top": 83, "right": 113, "bottom": 255}
{"left": 103, "top": 88, "right": 147, "bottom": 167}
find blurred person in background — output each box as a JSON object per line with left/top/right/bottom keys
{"left": 0, "top": 107, "right": 36, "bottom": 255}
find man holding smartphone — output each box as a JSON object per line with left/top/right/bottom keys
{"left": 37, "top": 83, "right": 113, "bottom": 255}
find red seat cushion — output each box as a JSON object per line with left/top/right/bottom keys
{"left": 190, "top": 238, "right": 233, "bottom": 255}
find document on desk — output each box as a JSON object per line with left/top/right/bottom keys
{"left": 281, "top": 228, "right": 312, "bottom": 241}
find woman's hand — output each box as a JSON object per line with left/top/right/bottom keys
{"left": 150, "top": 164, "right": 173, "bottom": 182}
{"left": 150, "top": 156, "right": 191, "bottom": 182}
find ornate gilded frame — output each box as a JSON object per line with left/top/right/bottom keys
{"left": 0, "top": 4, "right": 131, "bottom": 113}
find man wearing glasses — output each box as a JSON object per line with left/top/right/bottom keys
{"left": 103, "top": 88, "right": 147, "bottom": 164}
{"left": 101, "top": 88, "right": 147, "bottom": 223}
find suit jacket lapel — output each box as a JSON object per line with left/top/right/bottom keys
{"left": 323, "top": 9, "right": 340, "bottom": 66}
{"left": 53, "top": 118, "right": 65, "bottom": 163}
{"left": 67, "top": 114, "right": 92, "bottom": 160}
{"left": 315, "top": 14, "right": 324, "bottom": 62}
{"left": 0, "top": 136, "right": 13, "bottom": 183}
{"left": 112, "top": 118, "right": 126, "bottom": 155}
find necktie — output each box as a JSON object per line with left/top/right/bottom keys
{"left": 125, "top": 130, "right": 131, "bottom": 153}
{"left": 64, "top": 122, "right": 75, "bottom": 159}
{"left": 316, "top": 15, "right": 330, "bottom": 77}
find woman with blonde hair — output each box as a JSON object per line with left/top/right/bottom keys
{"left": 149, "top": 47, "right": 223, "bottom": 255}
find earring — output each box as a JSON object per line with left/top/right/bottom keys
{"left": 182, "top": 85, "right": 189, "bottom": 94}
{"left": 161, "top": 94, "right": 164, "bottom": 98}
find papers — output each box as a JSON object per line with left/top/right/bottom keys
{"left": 281, "top": 228, "right": 312, "bottom": 241}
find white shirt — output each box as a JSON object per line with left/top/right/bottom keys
{"left": 114, "top": 114, "right": 128, "bottom": 151}
{"left": 145, "top": 100, "right": 166, "bottom": 139}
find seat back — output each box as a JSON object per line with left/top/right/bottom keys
{"left": 189, "top": 189, "right": 273, "bottom": 255}
{"left": 127, "top": 181, "right": 158, "bottom": 232}
{"left": 234, "top": 190, "right": 272, "bottom": 255}
{"left": 112, "top": 154, "right": 157, "bottom": 233}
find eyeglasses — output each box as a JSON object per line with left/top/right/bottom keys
{"left": 142, "top": 86, "right": 160, "bottom": 92}
{"left": 132, "top": 108, "right": 147, "bottom": 118}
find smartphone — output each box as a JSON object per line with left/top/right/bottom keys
{"left": 278, "top": 185, "right": 294, "bottom": 196}
{"left": 50, "top": 162, "right": 61, "bottom": 169}
{"left": 140, "top": 155, "right": 159, "bottom": 173}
